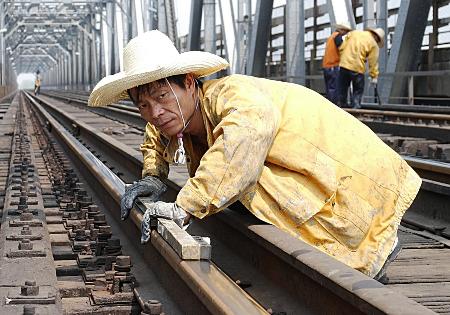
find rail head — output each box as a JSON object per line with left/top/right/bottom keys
{"left": 346, "top": 108, "right": 450, "bottom": 121}
{"left": 404, "top": 156, "right": 450, "bottom": 176}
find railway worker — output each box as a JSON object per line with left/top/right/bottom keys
{"left": 322, "top": 22, "right": 352, "bottom": 104}
{"left": 34, "top": 70, "right": 41, "bottom": 96}
{"left": 88, "top": 30, "right": 421, "bottom": 279}
{"left": 337, "top": 28, "right": 384, "bottom": 108}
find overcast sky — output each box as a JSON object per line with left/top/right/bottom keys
{"left": 175, "top": 0, "right": 287, "bottom": 36}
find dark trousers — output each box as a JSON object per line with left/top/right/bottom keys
{"left": 323, "top": 67, "right": 339, "bottom": 104}
{"left": 337, "top": 67, "right": 365, "bottom": 108}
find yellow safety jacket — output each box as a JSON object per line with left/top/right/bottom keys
{"left": 141, "top": 74, "right": 421, "bottom": 277}
{"left": 339, "top": 30, "right": 380, "bottom": 78}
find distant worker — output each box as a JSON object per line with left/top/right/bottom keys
{"left": 337, "top": 28, "right": 384, "bottom": 108}
{"left": 322, "top": 22, "right": 352, "bottom": 104}
{"left": 88, "top": 31, "right": 421, "bottom": 279}
{"left": 34, "top": 70, "right": 41, "bottom": 96}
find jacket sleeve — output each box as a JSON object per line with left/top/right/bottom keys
{"left": 176, "top": 79, "right": 281, "bottom": 218}
{"left": 140, "top": 123, "right": 169, "bottom": 179}
{"left": 368, "top": 44, "right": 380, "bottom": 78}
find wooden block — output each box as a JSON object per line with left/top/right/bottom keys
{"left": 386, "top": 262, "right": 450, "bottom": 283}
{"left": 192, "top": 236, "right": 212, "bottom": 260}
{"left": 157, "top": 219, "right": 201, "bottom": 260}
{"left": 135, "top": 198, "right": 212, "bottom": 260}
{"left": 387, "top": 282, "right": 450, "bottom": 299}
{"left": 387, "top": 282, "right": 450, "bottom": 313}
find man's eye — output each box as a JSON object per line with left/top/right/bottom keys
{"left": 159, "top": 92, "right": 168, "bottom": 99}
{"left": 138, "top": 103, "right": 147, "bottom": 109}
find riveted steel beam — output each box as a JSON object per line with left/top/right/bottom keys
{"left": 285, "top": 0, "right": 305, "bottom": 84}
{"left": 0, "top": 0, "right": 5, "bottom": 85}
{"left": 363, "top": 0, "right": 376, "bottom": 29}
{"left": 219, "top": 0, "right": 237, "bottom": 73}
{"left": 246, "top": 0, "right": 273, "bottom": 77}
{"left": 376, "top": 0, "right": 388, "bottom": 75}
{"left": 187, "top": 0, "right": 202, "bottom": 51}
{"left": 236, "top": 0, "right": 251, "bottom": 74}
{"left": 379, "top": 0, "right": 432, "bottom": 103}
{"left": 326, "top": 0, "right": 356, "bottom": 29}
{"left": 204, "top": 0, "right": 216, "bottom": 54}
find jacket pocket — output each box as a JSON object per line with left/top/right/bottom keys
{"left": 315, "top": 190, "right": 370, "bottom": 251}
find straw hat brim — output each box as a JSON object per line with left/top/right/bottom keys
{"left": 88, "top": 51, "right": 229, "bottom": 107}
{"left": 334, "top": 23, "right": 352, "bottom": 31}
{"left": 367, "top": 28, "right": 385, "bottom": 48}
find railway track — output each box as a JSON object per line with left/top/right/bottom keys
{"left": 0, "top": 95, "right": 142, "bottom": 314}
{"left": 7, "top": 90, "right": 449, "bottom": 314}
{"left": 347, "top": 108, "right": 450, "bottom": 163}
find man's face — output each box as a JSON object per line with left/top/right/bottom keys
{"left": 129, "top": 76, "right": 196, "bottom": 137}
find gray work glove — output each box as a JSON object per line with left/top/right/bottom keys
{"left": 120, "top": 176, "right": 167, "bottom": 221}
{"left": 141, "top": 201, "right": 188, "bottom": 244}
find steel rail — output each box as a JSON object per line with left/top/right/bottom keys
{"left": 406, "top": 157, "right": 450, "bottom": 174}
{"left": 41, "top": 91, "right": 146, "bottom": 129}
{"left": 24, "top": 91, "right": 269, "bottom": 315}
{"left": 360, "top": 120, "right": 450, "bottom": 143}
{"left": 346, "top": 108, "right": 450, "bottom": 121}
{"left": 361, "top": 102, "right": 450, "bottom": 114}
{"left": 345, "top": 109, "right": 450, "bottom": 144}
{"left": 43, "top": 90, "right": 138, "bottom": 111}
{"left": 24, "top": 92, "right": 436, "bottom": 314}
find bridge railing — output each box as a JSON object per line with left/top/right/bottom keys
{"left": 268, "top": 70, "right": 450, "bottom": 106}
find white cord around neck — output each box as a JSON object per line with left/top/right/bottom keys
{"left": 165, "top": 78, "right": 200, "bottom": 164}
{"left": 165, "top": 78, "right": 200, "bottom": 136}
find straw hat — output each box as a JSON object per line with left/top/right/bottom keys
{"left": 367, "top": 27, "right": 385, "bottom": 48}
{"left": 334, "top": 21, "right": 352, "bottom": 32}
{"left": 88, "top": 30, "right": 229, "bottom": 107}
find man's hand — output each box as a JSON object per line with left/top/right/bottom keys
{"left": 370, "top": 77, "right": 378, "bottom": 85}
{"left": 140, "top": 201, "right": 190, "bottom": 244}
{"left": 120, "top": 176, "right": 167, "bottom": 221}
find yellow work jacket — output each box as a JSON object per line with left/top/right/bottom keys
{"left": 339, "top": 30, "right": 380, "bottom": 78}
{"left": 141, "top": 74, "right": 421, "bottom": 277}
